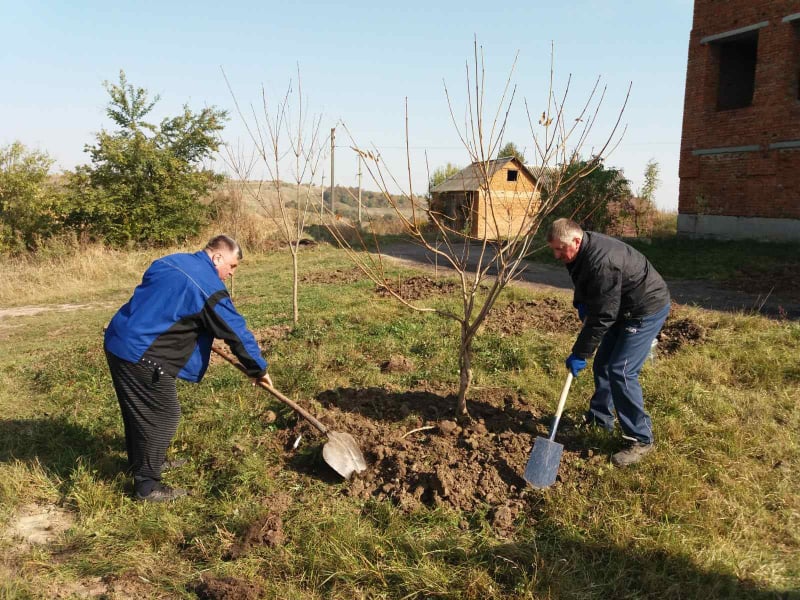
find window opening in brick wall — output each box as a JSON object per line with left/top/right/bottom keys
{"left": 506, "top": 169, "right": 518, "bottom": 182}
{"left": 716, "top": 32, "right": 759, "bottom": 110}
{"left": 794, "top": 23, "right": 800, "bottom": 100}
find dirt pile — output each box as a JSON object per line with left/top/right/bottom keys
{"left": 658, "top": 315, "right": 706, "bottom": 356}
{"left": 193, "top": 576, "right": 263, "bottom": 600}
{"left": 380, "top": 354, "right": 415, "bottom": 373}
{"left": 376, "top": 276, "right": 459, "bottom": 300}
{"left": 223, "top": 493, "right": 291, "bottom": 560}
{"left": 301, "top": 267, "right": 365, "bottom": 285}
{"left": 484, "top": 298, "right": 581, "bottom": 336}
{"left": 271, "top": 386, "right": 563, "bottom": 532}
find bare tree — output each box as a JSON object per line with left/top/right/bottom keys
{"left": 224, "top": 67, "right": 328, "bottom": 324}
{"left": 325, "top": 42, "right": 629, "bottom": 416}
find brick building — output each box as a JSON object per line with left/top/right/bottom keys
{"left": 678, "top": 1, "right": 800, "bottom": 240}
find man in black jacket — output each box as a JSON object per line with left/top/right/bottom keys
{"left": 546, "top": 218, "right": 671, "bottom": 466}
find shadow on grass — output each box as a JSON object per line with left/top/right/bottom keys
{"left": 484, "top": 530, "right": 798, "bottom": 600}
{"left": 0, "top": 417, "right": 126, "bottom": 481}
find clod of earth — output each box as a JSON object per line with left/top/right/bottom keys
{"left": 193, "top": 576, "right": 263, "bottom": 600}
{"left": 224, "top": 494, "right": 291, "bottom": 560}
{"left": 380, "top": 354, "right": 414, "bottom": 373}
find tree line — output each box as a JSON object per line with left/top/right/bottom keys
{"left": 0, "top": 71, "right": 225, "bottom": 253}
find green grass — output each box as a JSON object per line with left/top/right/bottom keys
{"left": 1, "top": 243, "right": 798, "bottom": 598}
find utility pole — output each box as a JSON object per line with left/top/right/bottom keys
{"left": 329, "top": 127, "right": 335, "bottom": 214}
{"left": 357, "top": 156, "right": 362, "bottom": 226}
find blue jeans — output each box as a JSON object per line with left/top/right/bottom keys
{"left": 586, "top": 303, "right": 670, "bottom": 444}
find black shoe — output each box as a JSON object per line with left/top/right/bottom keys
{"left": 162, "top": 458, "right": 188, "bottom": 470}
{"left": 612, "top": 442, "right": 654, "bottom": 467}
{"left": 135, "top": 483, "right": 188, "bottom": 503}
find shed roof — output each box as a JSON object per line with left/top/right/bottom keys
{"left": 431, "top": 157, "right": 543, "bottom": 193}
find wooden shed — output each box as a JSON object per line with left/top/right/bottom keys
{"left": 429, "top": 157, "right": 541, "bottom": 239}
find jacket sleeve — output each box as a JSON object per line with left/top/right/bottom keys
{"left": 201, "top": 291, "right": 268, "bottom": 378}
{"left": 572, "top": 265, "right": 621, "bottom": 358}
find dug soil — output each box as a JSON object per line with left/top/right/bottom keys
{"left": 376, "top": 275, "right": 460, "bottom": 300}
{"left": 263, "top": 311, "right": 706, "bottom": 536}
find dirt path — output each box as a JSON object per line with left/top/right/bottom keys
{"left": 0, "top": 302, "right": 116, "bottom": 320}
{"left": 380, "top": 241, "right": 800, "bottom": 320}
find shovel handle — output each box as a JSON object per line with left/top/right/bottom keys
{"left": 549, "top": 372, "right": 574, "bottom": 441}
{"left": 211, "top": 345, "right": 329, "bottom": 435}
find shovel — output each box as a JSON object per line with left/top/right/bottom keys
{"left": 524, "top": 372, "right": 574, "bottom": 489}
{"left": 211, "top": 345, "right": 368, "bottom": 480}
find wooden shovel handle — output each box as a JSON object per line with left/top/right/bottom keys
{"left": 211, "top": 344, "right": 328, "bottom": 435}
{"left": 549, "top": 372, "right": 574, "bottom": 441}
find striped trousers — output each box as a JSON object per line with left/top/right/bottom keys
{"left": 105, "top": 350, "right": 181, "bottom": 495}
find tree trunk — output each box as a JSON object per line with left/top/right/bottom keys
{"left": 456, "top": 325, "right": 473, "bottom": 416}
{"left": 291, "top": 246, "right": 299, "bottom": 325}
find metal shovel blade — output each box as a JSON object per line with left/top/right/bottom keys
{"left": 323, "top": 431, "right": 368, "bottom": 480}
{"left": 523, "top": 437, "right": 564, "bottom": 489}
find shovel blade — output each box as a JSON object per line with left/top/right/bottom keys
{"left": 322, "top": 431, "right": 368, "bottom": 480}
{"left": 524, "top": 437, "right": 564, "bottom": 489}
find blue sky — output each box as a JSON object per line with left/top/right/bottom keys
{"left": 1, "top": 1, "right": 693, "bottom": 210}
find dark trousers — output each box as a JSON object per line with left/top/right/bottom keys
{"left": 587, "top": 303, "right": 670, "bottom": 444}
{"left": 105, "top": 350, "right": 180, "bottom": 494}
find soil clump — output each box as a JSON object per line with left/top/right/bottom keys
{"left": 193, "top": 576, "right": 263, "bottom": 600}
{"left": 380, "top": 354, "right": 415, "bottom": 373}
{"left": 658, "top": 313, "right": 707, "bottom": 356}
{"left": 223, "top": 493, "right": 291, "bottom": 560}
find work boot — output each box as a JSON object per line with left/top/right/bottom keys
{"left": 611, "top": 441, "right": 654, "bottom": 467}
{"left": 135, "top": 483, "right": 188, "bottom": 503}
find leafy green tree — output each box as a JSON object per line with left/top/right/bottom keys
{"left": 67, "top": 71, "right": 228, "bottom": 246}
{"left": 545, "top": 158, "right": 631, "bottom": 232}
{"left": 640, "top": 158, "right": 660, "bottom": 204}
{"left": 428, "top": 162, "right": 461, "bottom": 192}
{"left": 0, "top": 142, "right": 62, "bottom": 252}
{"left": 497, "top": 141, "right": 525, "bottom": 163}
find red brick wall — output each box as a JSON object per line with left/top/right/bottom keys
{"left": 679, "top": 0, "right": 800, "bottom": 219}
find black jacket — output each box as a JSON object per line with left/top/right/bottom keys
{"left": 567, "top": 232, "right": 670, "bottom": 358}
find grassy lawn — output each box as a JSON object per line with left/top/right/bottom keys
{"left": 0, "top": 243, "right": 798, "bottom": 598}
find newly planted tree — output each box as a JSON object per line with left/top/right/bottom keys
{"left": 224, "top": 68, "right": 327, "bottom": 325}
{"left": 327, "top": 43, "right": 629, "bottom": 415}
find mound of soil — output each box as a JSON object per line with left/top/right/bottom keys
{"left": 269, "top": 385, "right": 599, "bottom": 534}
{"left": 193, "top": 576, "right": 263, "bottom": 600}
{"left": 658, "top": 315, "right": 706, "bottom": 356}
{"left": 224, "top": 493, "right": 291, "bottom": 560}
{"left": 484, "top": 298, "right": 581, "bottom": 336}
{"left": 301, "top": 267, "right": 365, "bottom": 285}
{"left": 376, "top": 276, "right": 459, "bottom": 300}
{"left": 380, "top": 355, "right": 415, "bottom": 373}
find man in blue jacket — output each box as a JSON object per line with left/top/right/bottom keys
{"left": 104, "top": 235, "right": 270, "bottom": 502}
{"left": 546, "top": 218, "right": 670, "bottom": 467}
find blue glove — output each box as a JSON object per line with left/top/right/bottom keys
{"left": 575, "top": 302, "right": 588, "bottom": 321}
{"left": 566, "top": 353, "right": 587, "bottom": 377}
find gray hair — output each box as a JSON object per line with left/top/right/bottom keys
{"left": 205, "top": 234, "right": 242, "bottom": 259}
{"left": 546, "top": 218, "right": 584, "bottom": 244}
